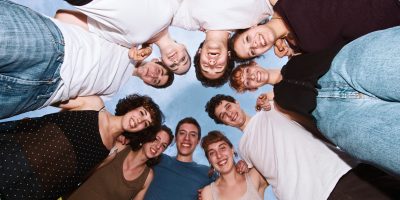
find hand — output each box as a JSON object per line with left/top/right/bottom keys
{"left": 198, "top": 189, "right": 203, "bottom": 200}
{"left": 128, "top": 44, "right": 152, "bottom": 62}
{"left": 255, "top": 93, "right": 271, "bottom": 112}
{"left": 274, "top": 38, "right": 294, "bottom": 58}
{"left": 235, "top": 160, "right": 249, "bottom": 174}
{"left": 116, "top": 135, "right": 130, "bottom": 145}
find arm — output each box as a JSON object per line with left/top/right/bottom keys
{"left": 55, "top": 9, "right": 89, "bottom": 30}
{"left": 55, "top": 96, "right": 104, "bottom": 111}
{"left": 132, "top": 169, "right": 154, "bottom": 200}
{"left": 249, "top": 168, "right": 268, "bottom": 195}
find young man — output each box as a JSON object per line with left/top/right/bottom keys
{"left": 172, "top": 0, "right": 273, "bottom": 87}
{"left": 144, "top": 117, "right": 215, "bottom": 200}
{"left": 205, "top": 94, "right": 400, "bottom": 200}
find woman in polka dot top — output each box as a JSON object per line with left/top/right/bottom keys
{"left": 0, "top": 94, "right": 164, "bottom": 200}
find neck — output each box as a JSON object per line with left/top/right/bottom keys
{"left": 205, "top": 30, "right": 230, "bottom": 43}
{"left": 176, "top": 154, "right": 193, "bottom": 163}
{"left": 266, "top": 12, "right": 289, "bottom": 40}
{"left": 124, "top": 149, "right": 148, "bottom": 170}
{"left": 264, "top": 68, "right": 283, "bottom": 85}
{"left": 99, "top": 112, "right": 124, "bottom": 149}
{"left": 238, "top": 112, "right": 252, "bottom": 132}
{"left": 154, "top": 29, "right": 172, "bottom": 50}
{"left": 218, "top": 168, "right": 243, "bottom": 186}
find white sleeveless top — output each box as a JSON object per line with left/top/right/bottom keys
{"left": 44, "top": 19, "right": 134, "bottom": 106}
{"left": 210, "top": 173, "right": 262, "bottom": 200}
{"left": 172, "top": 0, "right": 273, "bottom": 31}
{"left": 239, "top": 103, "right": 351, "bottom": 200}
{"left": 75, "top": 0, "right": 181, "bottom": 47}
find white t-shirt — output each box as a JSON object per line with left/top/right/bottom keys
{"left": 239, "top": 103, "right": 352, "bottom": 200}
{"left": 44, "top": 19, "right": 134, "bottom": 106}
{"left": 172, "top": 0, "right": 273, "bottom": 31}
{"left": 75, "top": 0, "right": 181, "bottom": 48}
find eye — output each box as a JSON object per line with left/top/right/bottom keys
{"left": 208, "top": 151, "right": 215, "bottom": 157}
{"left": 250, "top": 50, "right": 255, "bottom": 57}
{"left": 162, "top": 143, "right": 168, "bottom": 149}
{"left": 145, "top": 121, "right": 150, "bottom": 127}
{"left": 245, "top": 35, "right": 250, "bottom": 43}
{"left": 140, "top": 110, "right": 145, "bottom": 116}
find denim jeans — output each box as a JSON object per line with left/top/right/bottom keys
{"left": 0, "top": 0, "right": 64, "bottom": 119}
{"left": 313, "top": 26, "right": 400, "bottom": 175}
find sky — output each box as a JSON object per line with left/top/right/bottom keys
{"left": 5, "top": 1, "right": 289, "bottom": 199}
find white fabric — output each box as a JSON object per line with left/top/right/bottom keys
{"left": 44, "top": 19, "right": 134, "bottom": 106}
{"left": 172, "top": 0, "right": 273, "bottom": 31}
{"left": 239, "top": 103, "right": 351, "bottom": 200}
{"left": 75, "top": 0, "right": 181, "bottom": 47}
{"left": 210, "top": 173, "right": 263, "bottom": 200}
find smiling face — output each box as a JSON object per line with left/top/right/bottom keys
{"left": 199, "top": 41, "right": 229, "bottom": 80}
{"left": 214, "top": 100, "right": 246, "bottom": 128}
{"left": 175, "top": 123, "right": 200, "bottom": 158}
{"left": 238, "top": 63, "right": 269, "bottom": 91}
{"left": 233, "top": 25, "right": 275, "bottom": 59}
{"left": 137, "top": 61, "right": 169, "bottom": 87}
{"left": 161, "top": 43, "right": 190, "bottom": 75}
{"left": 143, "top": 129, "right": 171, "bottom": 159}
{"left": 206, "top": 140, "right": 235, "bottom": 174}
{"left": 121, "top": 106, "right": 153, "bottom": 133}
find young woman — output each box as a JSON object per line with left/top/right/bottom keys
{"left": 68, "top": 125, "right": 174, "bottom": 200}
{"left": 200, "top": 131, "right": 267, "bottom": 200}
{"left": 0, "top": 94, "right": 164, "bottom": 199}
{"left": 230, "top": 0, "right": 400, "bottom": 60}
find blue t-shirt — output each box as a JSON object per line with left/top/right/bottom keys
{"left": 144, "top": 154, "right": 216, "bottom": 200}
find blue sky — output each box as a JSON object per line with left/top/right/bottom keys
{"left": 6, "top": 1, "right": 288, "bottom": 199}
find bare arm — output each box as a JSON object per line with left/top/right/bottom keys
{"left": 199, "top": 185, "right": 213, "bottom": 200}
{"left": 55, "top": 9, "right": 89, "bottom": 30}
{"left": 55, "top": 96, "right": 104, "bottom": 111}
{"left": 132, "top": 169, "right": 154, "bottom": 200}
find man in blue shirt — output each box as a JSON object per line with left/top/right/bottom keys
{"left": 144, "top": 117, "right": 215, "bottom": 200}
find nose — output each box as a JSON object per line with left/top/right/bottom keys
{"left": 184, "top": 133, "right": 190, "bottom": 140}
{"left": 208, "top": 59, "right": 216, "bottom": 66}
{"left": 216, "top": 151, "right": 222, "bottom": 158}
{"left": 248, "top": 73, "right": 255, "bottom": 80}
{"left": 155, "top": 142, "right": 162, "bottom": 149}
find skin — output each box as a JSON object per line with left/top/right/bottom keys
{"left": 199, "top": 31, "right": 230, "bottom": 79}
{"left": 133, "top": 59, "right": 169, "bottom": 87}
{"left": 233, "top": 13, "right": 290, "bottom": 59}
{"left": 233, "top": 62, "right": 282, "bottom": 92}
{"left": 175, "top": 123, "right": 200, "bottom": 162}
{"left": 214, "top": 100, "right": 251, "bottom": 130}
{"left": 201, "top": 141, "right": 267, "bottom": 200}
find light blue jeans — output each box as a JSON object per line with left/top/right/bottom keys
{"left": 0, "top": 0, "right": 64, "bottom": 119}
{"left": 313, "top": 26, "right": 400, "bottom": 175}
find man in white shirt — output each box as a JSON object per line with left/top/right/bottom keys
{"left": 204, "top": 94, "right": 400, "bottom": 200}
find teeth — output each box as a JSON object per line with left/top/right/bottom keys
{"left": 217, "top": 159, "right": 227, "bottom": 166}
{"left": 130, "top": 118, "right": 136, "bottom": 128}
{"left": 182, "top": 143, "right": 190, "bottom": 147}
{"left": 259, "top": 34, "right": 266, "bottom": 46}
{"left": 257, "top": 71, "right": 261, "bottom": 82}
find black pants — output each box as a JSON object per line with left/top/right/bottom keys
{"left": 328, "top": 164, "right": 400, "bottom": 200}
{"left": 65, "top": 0, "right": 92, "bottom": 6}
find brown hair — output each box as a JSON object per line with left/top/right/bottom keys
{"left": 201, "top": 130, "right": 233, "bottom": 159}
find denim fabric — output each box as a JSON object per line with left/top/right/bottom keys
{"left": 313, "top": 26, "right": 400, "bottom": 175}
{"left": 0, "top": 0, "right": 64, "bottom": 119}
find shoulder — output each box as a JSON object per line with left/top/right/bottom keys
{"left": 200, "top": 184, "right": 213, "bottom": 200}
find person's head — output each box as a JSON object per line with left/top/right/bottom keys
{"left": 174, "top": 117, "right": 201, "bottom": 158}
{"left": 201, "top": 130, "right": 235, "bottom": 174}
{"left": 230, "top": 61, "right": 268, "bottom": 92}
{"left": 127, "top": 125, "right": 174, "bottom": 166}
{"left": 134, "top": 58, "right": 174, "bottom": 88}
{"left": 194, "top": 41, "right": 235, "bottom": 88}
{"left": 205, "top": 94, "right": 246, "bottom": 128}
{"left": 159, "top": 42, "right": 191, "bottom": 75}
{"left": 230, "top": 24, "right": 275, "bottom": 61}
{"left": 115, "top": 94, "right": 164, "bottom": 134}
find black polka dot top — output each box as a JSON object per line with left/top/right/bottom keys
{"left": 0, "top": 110, "right": 109, "bottom": 200}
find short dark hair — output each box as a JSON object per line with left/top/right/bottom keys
{"left": 201, "top": 130, "right": 234, "bottom": 159}
{"left": 228, "top": 29, "right": 261, "bottom": 63}
{"left": 175, "top": 117, "right": 201, "bottom": 139}
{"left": 116, "top": 94, "right": 164, "bottom": 135}
{"left": 126, "top": 125, "right": 174, "bottom": 166}
{"left": 205, "top": 94, "right": 236, "bottom": 124}
{"left": 194, "top": 41, "right": 235, "bottom": 88}
{"left": 149, "top": 61, "right": 174, "bottom": 89}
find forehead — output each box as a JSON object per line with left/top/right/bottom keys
{"left": 178, "top": 123, "right": 199, "bottom": 133}
{"left": 207, "top": 140, "right": 229, "bottom": 150}
{"left": 157, "top": 130, "right": 171, "bottom": 143}
{"left": 233, "top": 34, "right": 250, "bottom": 59}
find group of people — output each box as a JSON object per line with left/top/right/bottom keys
{"left": 1, "top": 0, "right": 400, "bottom": 199}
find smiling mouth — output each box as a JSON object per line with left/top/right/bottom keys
{"left": 130, "top": 118, "right": 136, "bottom": 128}
{"left": 258, "top": 33, "right": 266, "bottom": 47}
{"left": 217, "top": 159, "right": 228, "bottom": 166}
{"left": 257, "top": 71, "right": 261, "bottom": 82}
{"left": 232, "top": 113, "right": 238, "bottom": 121}
{"left": 150, "top": 147, "right": 157, "bottom": 155}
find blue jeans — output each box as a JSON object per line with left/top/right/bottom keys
{"left": 313, "top": 26, "right": 400, "bottom": 175}
{"left": 0, "top": 0, "right": 64, "bottom": 119}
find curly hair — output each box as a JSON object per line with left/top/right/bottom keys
{"left": 201, "top": 130, "right": 234, "bottom": 159}
{"left": 228, "top": 29, "right": 262, "bottom": 63}
{"left": 229, "top": 61, "right": 254, "bottom": 93}
{"left": 125, "top": 125, "right": 174, "bottom": 167}
{"left": 194, "top": 42, "right": 235, "bottom": 88}
{"left": 205, "top": 94, "right": 236, "bottom": 124}
{"left": 115, "top": 94, "right": 164, "bottom": 135}
{"left": 175, "top": 117, "right": 201, "bottom": 139}
{"left": 149, "top": 61, "right": 175, "bottom": 89}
